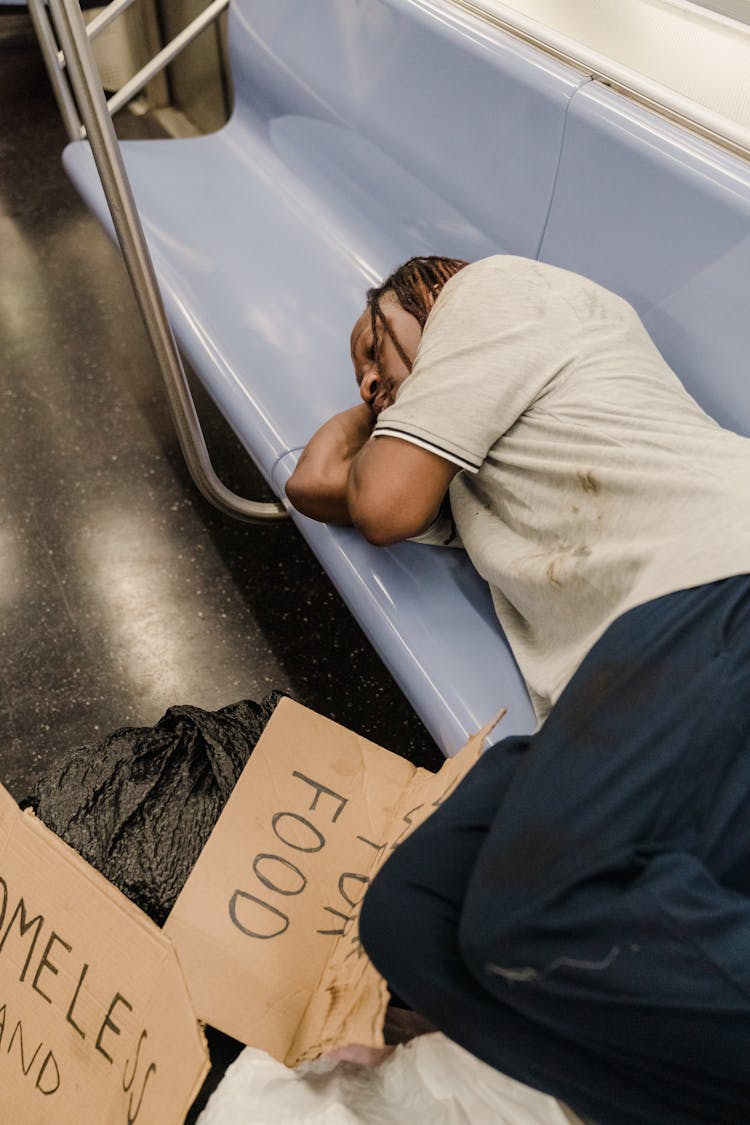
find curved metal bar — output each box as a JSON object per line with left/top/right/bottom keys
{"left": 48, "top": 0, "right": 288, "bottom": 524}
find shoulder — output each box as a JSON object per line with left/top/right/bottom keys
{"left": 441, "top": 255, "right": 626, "bottom": 302}
{"left": 419, "top": 255, "right": 575, "bottom": 353}
{"left": 431, "top": 257, "right": 638, "bottom": 346}
{"left": 427, "top": 255, "right": 586, "bottom": 321}
{"left": 435, "top": 254, "right": 541, "bottom": 299}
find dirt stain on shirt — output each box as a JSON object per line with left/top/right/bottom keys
{"left": 577, "top": 470, "right": 600, "bottom": 494}
{"left": 546, "top": 543, "right": 592, "bottom": 588}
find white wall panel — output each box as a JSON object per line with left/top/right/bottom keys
{"left": 452, "top": 0, "right": 750, "bottom": 150}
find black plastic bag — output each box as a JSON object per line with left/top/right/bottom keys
{"left": 26, "top": 691, "right": 285, "bottom": 925}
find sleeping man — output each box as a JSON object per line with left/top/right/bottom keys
{"left": 285, "top": 255, "right": 750, "bottom": 1125}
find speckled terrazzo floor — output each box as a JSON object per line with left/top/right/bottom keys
{"left": 1, "top": 17, "right": 441, "bottom": 1116}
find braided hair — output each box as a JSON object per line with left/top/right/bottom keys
{"left": 366, "top": 255, "right": 468, "bottom": 376}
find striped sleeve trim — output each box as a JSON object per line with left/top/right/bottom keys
{"left": 372, "top": 426, "right": 480, "bottom": 474}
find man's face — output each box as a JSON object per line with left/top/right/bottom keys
{"left": 350, "top": 292, "right": 423, "bottom": 417}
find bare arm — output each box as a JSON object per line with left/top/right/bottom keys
{"left": 285, "top": 404, "right": 375, "bottom": 525}
{"left": 287, "top": 406, "right": 459, "bottom": 543}
{"left": 348, "top": 437, "right": 459, "bottom": 545}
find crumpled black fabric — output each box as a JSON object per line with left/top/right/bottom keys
{"left": 26, "top": 691, "right": 285, "bottom": 925}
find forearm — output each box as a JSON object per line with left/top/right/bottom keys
{"left": 285, "top": 404, "right": 375, "bottom": 525}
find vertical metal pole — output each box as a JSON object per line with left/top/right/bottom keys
{"left": 28, "top": 0, "right": 83, "bottom": 142}
{"left": 48, "top": 0, "right": 287, "bottom": 523}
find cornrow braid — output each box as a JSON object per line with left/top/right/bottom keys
{"left": 366, "top": 255, "right": 469, "bottom": 376}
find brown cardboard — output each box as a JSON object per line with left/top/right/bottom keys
{"left": 0, "top": 785, "right": 209, "bottom": 1125}
{"left": 165, "top": 698, "right": 503, "bottom": 1066}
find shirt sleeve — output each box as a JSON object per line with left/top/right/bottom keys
{"left": 373, "top": 256, "right": 574, "bottom": 471}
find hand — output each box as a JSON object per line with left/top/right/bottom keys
{"left": 324, "top": 1043, "right": 396, "bottom": 1067}
{"left": 328, "top": 403, "right": 377, "bottom": 455}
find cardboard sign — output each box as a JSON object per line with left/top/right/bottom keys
{"left": 0, "top": 786, "right": 209, "bottom": 1125}
{"left": 165, "top": 698, "right": 503, "bottom": 1066}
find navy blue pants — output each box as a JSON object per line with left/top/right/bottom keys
{"left": 360, "top": 576, "right": 750, "bottom": 1125}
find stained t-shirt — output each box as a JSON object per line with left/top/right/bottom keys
{"left": 373, "top": 255, "right": 750, "bottom": 721}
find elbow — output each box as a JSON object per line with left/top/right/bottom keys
{"left": 353, "top": 515, "right": 403, "bottom": 548}
{"left": 284, "top": 470, "right": 313, "bottom": 517}
{"left": 348, "top": 490, "right": 431, "bottom": 547}
{"left": 285, "top": 468, "right": 329, "bottom": 522}
{"left": 285, "top": 463, "right": 352, "bottom": 526}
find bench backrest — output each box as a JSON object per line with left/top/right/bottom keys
{"left": 228, "top": 0, "right": 585, "bottom": 265}
{"left": 540, "top": 83, "right": 750, "bottom": 436}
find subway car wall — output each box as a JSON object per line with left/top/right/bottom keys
{"left": 0, "top": 11, "right": 443, "bottom": 811}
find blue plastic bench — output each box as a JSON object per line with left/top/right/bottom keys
{"left": 61, "top": 0, "right": 750, "bottom": 755}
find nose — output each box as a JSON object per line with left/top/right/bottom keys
{"left": 359, "top": 368, "right": 380, "bottom": 406}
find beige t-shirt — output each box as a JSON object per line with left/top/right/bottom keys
{"left": 374, "top": 255, "right": 750, "bottom": 721}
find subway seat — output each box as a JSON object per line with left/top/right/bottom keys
{"left": 62, "top": 0, "right": 750, "bottom": 754}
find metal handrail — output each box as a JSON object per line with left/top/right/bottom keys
{"left": 68, "top": 0, "right": 139, "bottom": 53}
{"left": 40, "top": 0, "right": 288, "bottom": 523}
{"left": 31, "top": 0, "right": 231, "bottom": 135}
{"left": 107, "top": 0, "right": 229, "bottom": 117}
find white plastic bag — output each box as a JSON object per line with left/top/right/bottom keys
{"left": 197, "top": 1033, "right": 583, "bottom": 1125}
